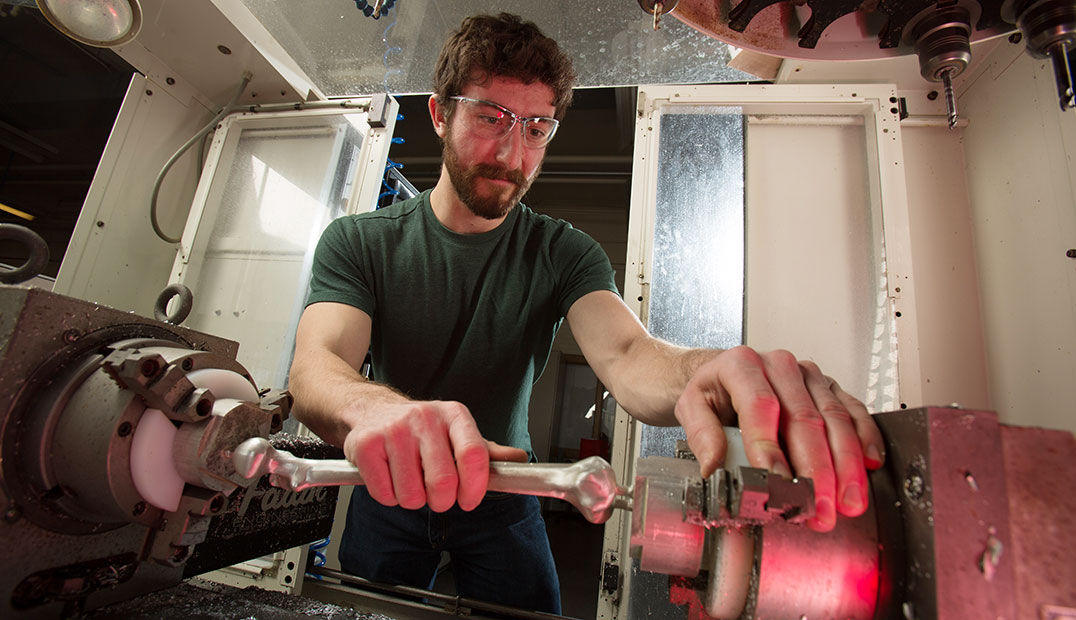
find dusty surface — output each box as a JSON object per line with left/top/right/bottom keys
{"left": 89, "top": 578, "right": 394, "bottom": 619}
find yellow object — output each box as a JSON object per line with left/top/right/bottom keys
{"left": 0, "top": 202, "right": 34, "bottom": 221}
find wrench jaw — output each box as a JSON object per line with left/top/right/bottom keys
{"left": 571, "top": 457, "right": 631, "bottom": 524}
{"left": 230, "top": 437, "right": 274, "bottom": 481}
{"left": 176, "top": 390, "right": 291, "bottom": 495}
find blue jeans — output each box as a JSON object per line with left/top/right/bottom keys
{"left": 339, "top": 487, "right": 562, "bottom": 614}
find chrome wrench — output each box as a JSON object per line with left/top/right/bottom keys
{"left": 230, "top": 437, "right": 632, "bottom": 524}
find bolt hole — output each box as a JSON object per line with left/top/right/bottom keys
{"left": 890, "top": 96, "right": 897, "bottom": 103}
{"left": 118, "top": 422, "right": 134, "bottom": 437}
{"left": 927, "top": 90, "right": 939, "bottom": 101}
{"left": 140, "top": 359, "right": 160, "bottom": 377}
{"left": 132, "top": 501, "right": 147, "bottom": 516}
{"left": 890, "top": 107, "right": 899, "bottom": 114}
{"left": 900, "top": 403, "right": 908, "bottom": 409}
{"left": 895, "top": 311, "right": 902, "bottom": 317}
{"left": 166, "top": 77, "right": 176, "bottom": 85}
{"left": 637, "top": 296, "right": 643, "bottom": 302}
{"left": 217, "top": 45, "right": 232, "bottom": 55}
{"left": 284, "top": 575, "right": 293, "bottom": 584}
{"left": 895, "top": 287, "right": 901, "bottom": 293}
{"left": 196, "top": 399, "right": 212, "bottom": 417}
{"left": 287, "top": 562, "right": 296, "bottom": 570}
{"left": 1009, "top": 32, "right": 1022, "bottom": 44}
{"left": 182, "top": 358, "right": 194, "bottom": 371}
{"left": 210, "top": 495, "right": 225, "bottom": 512}
{"left": 963, "top": 470, "right": 979, "bottom": 491}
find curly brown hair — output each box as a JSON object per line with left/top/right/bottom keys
{"left": 433, "top": 13, "right": 576, "bottom": 121}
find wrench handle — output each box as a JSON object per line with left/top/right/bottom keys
{"left": 231, "top": 438, "right": 625, "bottom": 523}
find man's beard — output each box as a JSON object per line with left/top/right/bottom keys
{"left": 442, "top": 131, "right": 539, "bottom": 220}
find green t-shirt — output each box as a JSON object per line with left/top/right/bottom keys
{"left": 306, "top": 190, "right": 618, "bottom": 454}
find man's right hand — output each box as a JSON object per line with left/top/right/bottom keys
{"left": 291, "top": 303, "right": 527, "bottom": 512}
{"left": 342, "top": 400, "right": 527, "bottom": 512}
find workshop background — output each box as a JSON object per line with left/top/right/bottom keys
{"left": 1, "top": 0, "right": 1074, "bottom": 619}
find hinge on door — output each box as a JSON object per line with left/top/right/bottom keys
{"left": 601, "top": 551, "right": 621, "bottom": 601}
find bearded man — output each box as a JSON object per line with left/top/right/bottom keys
{"left": 289, "top": 12, "right": 884, "bottom": 614}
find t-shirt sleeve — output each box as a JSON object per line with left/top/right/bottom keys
{"left": 305, "top": 216, "right": 377, "bottom": 316}
{"left": 555, "top": 227, "right": 619, "bottom": 317}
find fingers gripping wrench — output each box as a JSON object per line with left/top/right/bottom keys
{"left": 231, "top": 437, "right": 633, "bottom": 524}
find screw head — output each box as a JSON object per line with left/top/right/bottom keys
{"left": 1066, "top": 249, "right": 1076, "bottom": 258}
{"left": 96, "top": 220, "right": 105, "bottom": 227}
{"left": 140, "top": 359, "right": 160, "bottom": 377}
{"left": 117, "top": 422, "right": 133, "bottom": 437}
{"left": 1009, "top": 32, "right": 1022, "bottom": 44}
{"left": 4, "top": 505, "right": 22, "bottom": 523}
{"left": 62, "top": 329, "right": 80, "bottom": 344}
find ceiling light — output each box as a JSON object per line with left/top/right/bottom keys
{"left": 35, "top": 0, "right": 142, "bottom": 48}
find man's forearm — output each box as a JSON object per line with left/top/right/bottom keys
{"left": 289, "top": 349, "right": 408, "bottom": 446}
{"left": 604, "top": 337, "right": 722, "bottom": 426}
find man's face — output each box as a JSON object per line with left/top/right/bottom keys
{"left": 437, "top": 76, "right": 555, "bottom": 220}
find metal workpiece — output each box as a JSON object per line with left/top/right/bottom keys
{"left": 630, "top": 457, "right": 708, "bottom": 577}
{"left": 233, "top": 439, "right": 631, "bottom": 524}
{"left": 173, "top": 397, "right": 282, "bottom": 495}
{"left": 174, "top": 388, "right": 289, "bottom": 495}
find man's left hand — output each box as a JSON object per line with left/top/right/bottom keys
{"left": 674, "top": 346, "right": 886, "bottom": 532}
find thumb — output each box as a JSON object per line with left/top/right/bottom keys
{"left": 487, "top": 440, "right": 529, "bottom": 463}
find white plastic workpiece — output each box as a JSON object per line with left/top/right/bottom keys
{"left": 185, "top": 367, "right": 259, "bottom": 402}
{"left": 129, "top": 368, "right": 258, "bottom": 512}
{"left": 130, "top": 407, "right": 185, "bottom": 511}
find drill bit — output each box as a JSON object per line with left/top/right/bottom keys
{"left": 1048, "top": 42, "right": 1075, "bottom": 111}
{"left": 941, "top": 67, "right": 958, "bottom": 130}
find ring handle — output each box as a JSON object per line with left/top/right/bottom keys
{"left": 0, "top": 224, "right": 49, "bottom": 284}
{"left": 154, "top": 283, "right": 194, "bottom": 325}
